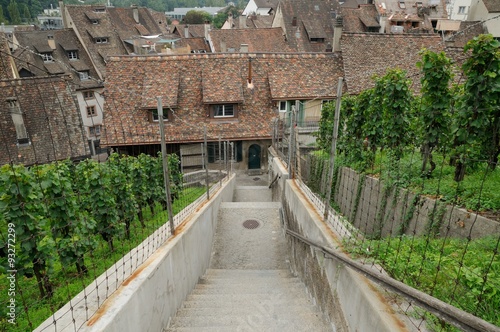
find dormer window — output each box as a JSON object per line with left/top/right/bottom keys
{"left": 7, "top": 98, "right": 30, "bottom": 146}
{"left": 93, "top": 7, "right": 105, "bottom": 12}
{"left": 416, "top": 2, "right": 423, "bottom": 7}
{"left": 149, "top": 108, "right": 172, "bottom": 122}
{"left": 91, "top": 19, "right": 99, "bottom": 24}
{"left": 399, "top": 1, "right": 406, "bottom": 9}
{"left": 67, "top": 50, "right": 78, "bottom": 60}
{"left": 95, "top": 37, "right": 108, "bottom": 44}
{"left": 310, "top": 38, "right": 325, "bottom": 43}
{"left": 214, "top": 104, "right": 235, "bottom": 118}
{"left": 79, "top": 71, "right": 90, "bottom": 80}
{"left": 41, "top": 52, "right": 54, "bottom": 62}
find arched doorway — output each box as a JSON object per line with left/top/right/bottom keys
{"left": 248, "top": 144, "right": 261, "bottom": 170}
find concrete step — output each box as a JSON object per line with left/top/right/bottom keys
{"left": 190, "top": 283, "right": 309, "bottom": 295}
{"left": 181, "top": 297, "right": 315, "bottom": 309}
{"left": 204, "top": 269, "right": 293, "bottom": 278}
{"left": 175, "top": 304, "right": 323, "bottom": 317}
{"left": 168, "top": 313, "right": 331, "bottom": 330}
{"left": 219, "top": 201, "right": 281, "bottom": 209}
{"left": 197, "top": 276, "right": 300, "bottom": 286}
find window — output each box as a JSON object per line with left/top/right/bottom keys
{"left": 47, "top": 34, "right": 54, "bottom": 40}
{"left": 41, "top": 52, "right": 53, "bottom": 62}
{"left": 91, "top": 19, "right": 99, "bottom": 24}
{"left": 83, "top": 91, "right": 94, "bottom": 99}
{"left": 7, "top": 98, "right": 30, "bottom": 145}
{"left": 93, "top": 7, "right": 105, "bottom": 12}
{"left": 67, "top": 50, "right": 78, "bottom": 60}
{"left": 416, "top": 2, "right": 423, "bottom": 7}
{"left": 150, "top": 108, "right": 172, "bottom": 122}
{"left": 214, "top": 104, "right": 235, "bottom": 118}
{"left": 89, "top": 125, "right": 101, "bottom": 136}
{"left": 399, "top": 1, "right": 406, "bottom": 9}
{"left": 458, "top": 6, "right": 466, "bottom": 14}
{"left": 87, "top": 105, "right": 96, "bottom": 117}
{"left": 279, "top": 101, "right": 287, "bottom": 113}
{"left": 95, "top": 37, "right": 108, "bottom": 44}
{"left": 79, "top": 71, "right": 90, "bottom": 80}
{"left": 310, "top": 38, "right": 325, "bottom": 43}
{"left": 207, "top": 141, "right": 242, "bottom": 162}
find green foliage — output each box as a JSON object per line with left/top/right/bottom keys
{"left": 0, "top": 164, "right": 55, "bottom": 299}
{"left": 452, "top": 34, "right": 500, "bottom": 180}
{"left": 7, "top": 0, "right": 21, "bottom": 24}
{"left": 0, "top": 153, "right": 205, "bottom": 331}
{"left": 315, "top": 100, "right": 336, "bottom": 152}
{"left": 183, "top": 9, "right": 212, "bottom": 24}
{"left": 75, "top": 159, "right": 123, "bottom": 251}
{"left": 416, "top": 49, "right": 453, "bottom": 177}
{"left": 346, "top": 236, "right": 500, "bottom": 329}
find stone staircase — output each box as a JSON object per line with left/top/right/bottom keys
{"left": 165, "top": 174, "right": 332, "bottom": 331}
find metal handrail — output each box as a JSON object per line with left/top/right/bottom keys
{"left": 285, "top": 229, "right": 500, "bottom": 332}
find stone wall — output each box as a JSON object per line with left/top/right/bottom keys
{"left": 334, "top": 167, "right": 499, "bottom": 239}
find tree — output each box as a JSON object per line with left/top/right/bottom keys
{"left": 452, "top": 34, "right": 500, "bottom": 181}
{"left": 7, "top": 0, "right": 21, "bottom": 24}
{"left": 29, "top": 0, "right": 43, "bottom": 18}
{"left": 0, "top": 5, "right": 7, "bottom": 24}
{"left": 416, "top": 49, "right": 453, "bottom": 177}
{"left": 184, "top": 9, "right": 212, "bottom": 24}
{"left": 20, "top": 3, "right": 30, "bottom": 22}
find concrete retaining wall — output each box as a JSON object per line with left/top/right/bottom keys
{"left": 334, "top": 167, "right": 499, "bottom": 239}
{"left": 268, "top": 149, "right": 413, "bottom": 332}
{"left": 36, "top": 175, "right": 235, "bottom": 332}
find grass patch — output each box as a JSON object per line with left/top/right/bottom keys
{"left": 346, "top": 236, "right": 500, "bottom": 330}
{"left": 0, "top": 186, "right": 206, "bottom": 331}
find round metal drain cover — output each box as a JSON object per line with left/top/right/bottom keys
{"left": 242, "top": 219, "right": 261, "bottom": 229}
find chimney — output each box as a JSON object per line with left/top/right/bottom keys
{"left": 332, "top": 16, "right": 343, "bottom": 52}
{"left": 240, "top": 43, "right": 248, "bottom": 52}
{"left": 47, "top": 34, "right": 56, "bottom": 50}
{"left": 239, "top": 15, "right": 247, "bottom": 28}
{"left": 131, "top": 5, "right": 139, "bottom": 23}
{"left": 220, "top": 41, "right": 227, "bottom": 52}
{"left": 184, "top": 25, "right": 189, "bottom": 38}
{"left": 292, "top": 16, "right": 297, "bottom": 26}
{"left": 59, "top": 1, "right": 68, "bottom": 28}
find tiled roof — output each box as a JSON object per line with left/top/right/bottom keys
{"left": 102, "top": 53, "right": 344, "bottom": 146}
{"left": 342, "top": 4, "right": 382, "bottom": 32}
{"left": 232, "top": 15, "right": 275, "bottom": 29}
{"left": 209, "top": 28, "right": 291, "bottom": 52}
{"left": 483, "top": 0, "right": 500, "bottom": 12}
{"left": 446, "top": 21, "right": 485, "bottom": 48}
{"left": 172, "top": 24, "right": 208, "bottom": 38}
{"left": 268, "top": 54, "right": 341, "bottom": 99}
{"left": 341, "top": 33, "right": 443, "bottom": 94}
{"left": 277, "top": 0, "right": 339, "bottom": 52}
{"left": 173, "top": 37, "right": 211, "bottom": 53}
{"left": 64, "top": 4, "right": 167, "bottom": 78}
{"left": 254, "top": 0, "right": 279, "bottom": 9}
{"left": 373, "top": 0, "right": 447, "bottom": 22}
{"left": 0, "top": 33, "right": 15, "bottom": 80}
{"left": 13, "top": 29, "right": 102, "bottom": 88}
{"left": 142, "top": 68, "right": 180, "bottom": 108}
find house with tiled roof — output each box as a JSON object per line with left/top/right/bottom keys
{"left": 223, "top": 13, "right": 276, "bottom": 29}
{"left": 340, "top": 33, "right": 443, "bottom": 94}
{"left": 12, "top": 29, "right": 105, "bottom": 146}
{"left": 272, "top": 0, "right": 341, "bottom": 52}
{"left": 101, "top": 53, "right": 344, "bottom": 171}
{"left": 208, "top": 28, "right": 292, "bottom": 52}
{"left": 243, "top": 0, "right": 279, "bottom": 16}
{"left": 170, "top": 24, "right": 212, "bottom": 53}
{"left": 60, "top": 3, "right": 169, "bottom": 77}
{"left": 0, "top": 33, "right": 89, "bottom": 166}
{"left": 340, "top": 3, "right": 382, "bottom": 33}
{"left": 468, "top": 0, "right": 500, "bottom": 38}
{"left": 372, "top": 0, "right": 448, "bottom": 33}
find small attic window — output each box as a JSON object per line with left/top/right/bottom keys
{"left": 93, "top": 7, "right": 105, "bottom": 12}
{"left": 314, "top": 5, "right": 320, "bottom": 11}
{"left": 399, "top": 1, "right": 406, "bottom": 8}
{"left": 416, "top": 2, "right": 423, "bottom": 7}
{"left": 91, "top": 19, "right": 99, "bottom": 24}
